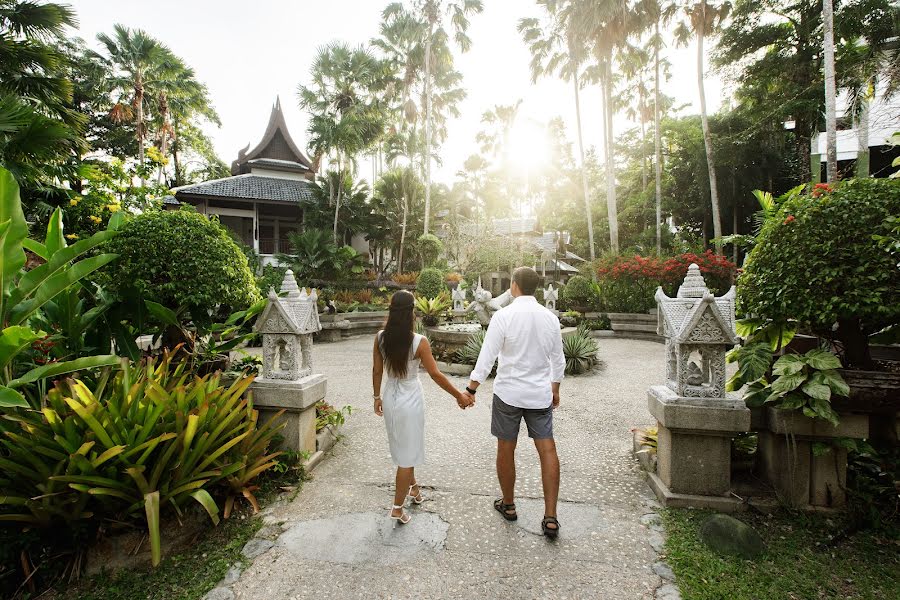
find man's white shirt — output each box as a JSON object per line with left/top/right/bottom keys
{"left": 470, "top": 295, "right": 566, "bottom": 409}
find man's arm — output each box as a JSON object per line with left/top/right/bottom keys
{"left": 549, "top": 319, "right": 565, "bottom": 408}
{"left": 467, "top": 314, "right": 505, "bottom": 393}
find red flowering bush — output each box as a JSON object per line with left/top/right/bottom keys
{"left": 594, "top": 251, "right": 737, "bottom": 313}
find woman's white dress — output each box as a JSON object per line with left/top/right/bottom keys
{"left": 379, "top": 332, "right": 425, "bottom": 468}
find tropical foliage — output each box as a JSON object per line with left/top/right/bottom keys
{"left": 0, "top": 350, "right": 282, "bottom": 567}
{"left": 0, "top": 168, "right": 120, "bottom": 409}
{"left": 277, "top": 228, "right": 366, "bottom": 283}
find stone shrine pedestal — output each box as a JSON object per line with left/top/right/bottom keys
{"left": 648, "top": 386, "right": 750, "bottom": 504}
{"left": 248, "top": 269, "right": 327, "bottom": 453}
{"left": 251, "top": 374, "right": 326, "bottom": 453}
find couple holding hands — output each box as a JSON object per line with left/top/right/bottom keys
{"left": 372, "top": 267, "right": 566, "bottom": 539}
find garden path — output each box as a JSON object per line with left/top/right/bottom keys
{"left": 225, "top": 337, "right": 666, "bottom": 599}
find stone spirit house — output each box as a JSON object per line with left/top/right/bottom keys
{"left": 171, "top": 98, "right": 315, "bottom": 264}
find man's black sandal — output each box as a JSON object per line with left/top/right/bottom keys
{"left": 494, "top": 499, "right": 517, "bottom": 521}
{"left": 542, "top": 516, "right": 560, "bottom": 539}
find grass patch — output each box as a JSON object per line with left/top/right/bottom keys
{"left": 661, "top": 509, "right": 900, "bottom": 600}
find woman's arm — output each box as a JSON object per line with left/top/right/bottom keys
{"left": 372, "top": 334, "right": 384, "bottom": 416}
{"left": 416, "top": 338, "right": 471, "bottom": 407}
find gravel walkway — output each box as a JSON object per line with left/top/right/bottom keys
{"left": 226, "top": 336, "right": 667, "bottom": 600}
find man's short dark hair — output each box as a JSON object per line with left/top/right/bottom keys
{"left": 513, "top": 266, "right": 540, "bottom": 296}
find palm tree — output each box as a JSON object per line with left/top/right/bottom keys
{"left": 568, "top": 0, "right": 631, "bottom": 254}
{"left": 635, "top": 0, "right": 677, "bottom": 253}
{"left": 298, "top": 42, "right": 388, "bottom": 244}
{"left": 0, "top": 0, "right": 76, "bottom": 117}
{"left": 823, "top": 0, "right": 838, "bottom": 182}
{"left": 415, "top": 0, "right": 483, "bottom": 235}
{"left": 92, "top": 24, "right": 177, "bottom": 187}
{"left": 675, "top": 1, "right": 730, "bottom": 252}
{"left": 518, "top": 6, "right": 597, "bottom": 264}
{"left": 0, "top": 1, "right": 82, "bottom": 189}
{"left": 374, "top": 166, "right": 425, "bottom": 271}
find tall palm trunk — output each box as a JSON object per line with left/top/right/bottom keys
{"left": 172, "top": 116, "right": 183, "bottom": 187}
{"left": 399, "top": 190, "right": 410, "bottom": 271}
{"left": 135, "top": 71, "right": 145, "bottom": 188}
{"left": 696, "top": 20, "right": 722, "bottom": 252}
{"left": 856, "top": 95, "right": 870, "bottom": 177}
{"left": 654, "top": 20, "right": 663, "bottom": 255}
{"left": 423, "top": 23, "right": 433, "bottom": 234}
{"left": 823, "top": 0, "right": 838, "bottom": 182}
{"left": 603, "top": 62, "right": 619, "bottom": 253}
{"left": 639, "top": 87, "right": 648, "bottom": 191}
{"left": 573, "top": 69, "right": 596, "bottom": 266}
{"left": 157, "top": 93, "right": 169, "bottom": 185}
{"left": 333, "top": 155, "right": 343, "bottom": 245}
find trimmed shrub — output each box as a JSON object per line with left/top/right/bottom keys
{"left": 562, "top": 275, "right": 597, "bottom": 310}
{"left": 103, "top": 209, "right": 260, "bottom": 323}
{"left": 738, "top": 178, "right": 900, "bottom": 368}
{"left": 417, "top": 233, "right": 444, "bottom": 267}
{"left": 416, "top": 267, "right": 446, "bottom": 299}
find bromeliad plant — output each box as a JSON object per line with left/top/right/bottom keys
{"left": 415, "top": 293, "right": 451, "bottom": 327}
{"left": 0, "top": 167, "right": 121, "bottom": 409}
{"left": 0, "top": 350, "right": 284, "bottom": 567}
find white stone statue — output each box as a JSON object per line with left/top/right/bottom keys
{"left": 544, "top": 284, "right": 558, "bottom": 312}
{"left": 451, "top": 286, "right": 466, "bottom": 312}
{"left": 467, "top": 278, "right": 515, "bottom": 326}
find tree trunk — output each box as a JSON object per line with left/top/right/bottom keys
{"left": 423, "top": 23, "right": 433, "bottom": 235}
{"left": 172, "top": 117, "right": 183, "bottom": 187}
{"left": 696, "top": 25, "right": 722, "bottom": 252}
{"left": 399, "top": 191, "right": 409, "bottom": 272}
{"left": 654, "top": 20, "right": 663, "bottom": 255}
{"left": 573, "top": 70, "right": 596, "bottom": 267}
{"left": 639, "top": 84, "right": 648, "bottom": 192}
{"left": 333, "top": 166, "right": 343, "bottom": 245}
{"left": 823, "top": 0, "right": 839, "bottom": 183}
{"left": 136, "top": 71, "right": 145, "bottom": 188}
{"left": 603, "top": 62, "right": 619, "bottom": 253}
{"left": 856, "top": 95, "right": 870, "bottom": 177}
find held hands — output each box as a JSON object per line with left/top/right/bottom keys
{"left": 374, "top": 397, "right": 383, "bottom": 417}
{"left": 456, "top": 390, "right": 475, "bottom": 410}
{"left": 552, "top": 389, "right": 560, "bottom": 409}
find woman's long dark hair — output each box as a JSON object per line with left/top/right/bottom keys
{"left": 381, "top": 291, "right": 415, "bottom": 378}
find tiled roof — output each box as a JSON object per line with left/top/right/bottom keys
{"left": 173, "top": 174, "right": 314, "bottom": 204}
{"left": 161, "top": 195, "right": 180, "bottom": 205}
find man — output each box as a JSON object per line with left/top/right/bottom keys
{"left": 463, "top": 266, "right": 565, "bottom": 539}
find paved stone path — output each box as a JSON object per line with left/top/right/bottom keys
{"left": 225, "top": 337, "right": 669, "bottom": 599}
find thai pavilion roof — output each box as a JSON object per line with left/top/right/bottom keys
{"left": 231, "top": 97, "right": 315, "bottom": 176}
{"left": 171, "top": 174, "right": 314, "bottom": 204}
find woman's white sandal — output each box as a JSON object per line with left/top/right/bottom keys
{"left": 390, "top": 505, "right": 411, "bottom": 526}
{"left": 408, "top": 484, "right": 425, "bottom": 505}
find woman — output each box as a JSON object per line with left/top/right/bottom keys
{"left": 372, "top": 290, "right": 472, "bottom": 524}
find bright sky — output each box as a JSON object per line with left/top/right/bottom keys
{"left": 68, "top": 0, "right": 724, "bottom": 186}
